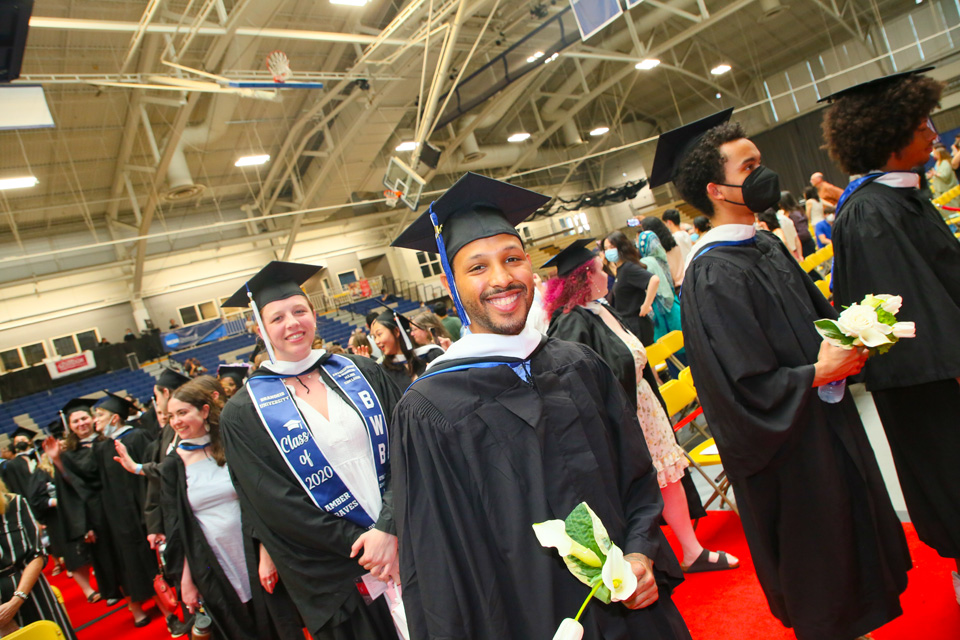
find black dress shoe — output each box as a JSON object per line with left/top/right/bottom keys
{"left": 166, "top": 614, "right": 192, "bottom": 638}
{"left": 134, "top": 615, "right": 151, "bottom": 628}
{"left": 106, "top": 598, "right": 122, "bottom": 606}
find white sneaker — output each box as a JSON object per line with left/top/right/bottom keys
{"left": 952, "top": 571, "right": 960, "bottom": 606}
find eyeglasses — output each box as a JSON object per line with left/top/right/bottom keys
{"left": 921, "top": 117, "right": 940, "bottom": 142}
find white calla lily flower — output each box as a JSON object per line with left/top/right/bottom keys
{"left": 552, "top": 618, "right": 584, "bottom": 640}
{"left": 874, "top": 294, "right": 903, "bottom": 314}
{"left": 600, "top": 544, "right": 637, "bottom": 602}
{"left": 533, "top": 520, "right": 602, "bottom": 567}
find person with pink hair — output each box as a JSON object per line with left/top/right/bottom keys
{"left": 543, "top": 240, "right": 738, "bottom": 574}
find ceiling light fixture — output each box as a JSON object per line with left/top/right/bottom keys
{"left": 234, "top": 154, "right": 270, "bottom": 167}
{"left": 508, "top": 132, "right": 531, "bottom": 143}
{"left": 0, "top": 176, "right": 39, "bottom": 190}
{"left": 635, "top": 58, "right": 660, "bottom": 70}
{"left": 711, "top": 64, "right": 732, "bottom": 75}
{"left": 395, "top": 141, "right": 419, "bottom": 152}
{"left": 526, "top": 51, "right": 545, "bottom": 64}
{"left": 330, "top": 0, "right": 369, "bottom": 6}
{"left": 589, "top": 126, "right": 609, "bottom": 136}
{"left": 543, "top": 52, "right": 559, "bottom": 64}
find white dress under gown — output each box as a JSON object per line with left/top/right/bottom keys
{"left": 585, "top": 301, "right": 688, "bottom": 488}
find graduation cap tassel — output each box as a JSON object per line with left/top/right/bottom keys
{"left": 430, "top": 205, "right": 471, "bottom": 329}
{"left": 394, "top": 312, "right": 414, "bottom": 351}
{"left": 247, "top": 286, "right": 277, "bottom": 365}
{"left": 59, "top": 410, "right": 68, "bottom": 434}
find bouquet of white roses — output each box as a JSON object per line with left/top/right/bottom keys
{"left": 813, "top": 293, "right": 915, "bottom": 403}
{"left": 814, "top": 294, "right": 915, "bottom": 353}
{"left": 533, "top": 502, "right": 638, "bottom": 640}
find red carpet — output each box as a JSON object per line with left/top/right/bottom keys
{"left": 44, "top": 513, "right": 958, "bottom": 639}
{"left": 666, "top": 511, "right": 960, "bottom": 639}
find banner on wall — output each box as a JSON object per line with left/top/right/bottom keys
{"left": 45, "top": 351, "right": 97, "bottom": 380}
{"left": 161, "top": 319, "right": 227, "bottom": 352}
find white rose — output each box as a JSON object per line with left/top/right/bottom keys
{"left": 892, "top": 321, "right": 916, "bottom": 339}
{"left": 836, "top": 304, "right": 893, "bottom": 348}
{"left": 873, "top": 294, "right": 903, "bottom": 315}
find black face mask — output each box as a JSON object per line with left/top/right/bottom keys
{"left": 717, "top": 165, "right": 781, "bottom": 213}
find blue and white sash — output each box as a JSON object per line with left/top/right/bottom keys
{"left": 247, "top": 355, "right": 389, "bottom": 529}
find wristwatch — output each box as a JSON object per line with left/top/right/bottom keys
{"left": 13, "top": 591, "right": 28, "bottom": 601}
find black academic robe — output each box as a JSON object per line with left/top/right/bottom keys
{"left": 2, "top": 456, "right": 32, "bottom": 496}
{"left": 220, "top": 353, "right": 402, "bottom": 638}
{"left": 832, "top": 181, "right": 960, "bottom": 558}
{"left": 547, "top": 304, "right": 706, "bottom": 521}
{"left": 144, "top": 423, "right": 178, "bottom": 537}
{"left": 94, "top": 429, "right": 157, "bottom": 602}
{"left": 392, "top": 337, "right": 689, "bottom": 640}
{"left": 25, "top": 469, "right": 70, "bottom": 561}
{"left": 55, "top": 444, "right": 121, "bottom": 595}
{"left": 160, "top": 454, "right": 259, "bottom": 640}
{"left": 681, "top": 230, "right": 910, "bottom": 640}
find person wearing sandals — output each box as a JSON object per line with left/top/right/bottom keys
{"left": 0, "top": 479, "right": 77, "bottom": 639}
{"left": 543, "top": 240, "right": 738, "bottom": 574}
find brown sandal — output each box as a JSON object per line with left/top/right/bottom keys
{"left": 682, "top": 549, "right": 739, "bottom": 573}
{"left": 86, "top": 592, "right": 102, "bottom": 603}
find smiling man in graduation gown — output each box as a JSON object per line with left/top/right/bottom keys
{"left": 663, "top": 110, "right": 910, "bottom": 640}
{"left": 821, "top": 69, "right": 960, "bottom": 599}
{"left": 390, "top": 173, "right": 690, "bottom": 640}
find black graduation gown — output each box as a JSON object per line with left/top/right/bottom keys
{"left": 2, "top": 456, "right": 32, "bottom": 496}
{"left": 547, "top": 305, "right": 706, "bottom": 520}
{"left": 160, "top": 453, "right": 258, "bottom": 640}
{"left": 55, "top": 445, "right": 121, "bottom": 593}
{"left": 681, "top": 230, "right": 910, "bottom": 640}
{"left": 0, "top": 494, "right": 78, "bottom": 640}
{"left": 220, "top": 353, "right": 402, "bottom": 638}
{"left": 94, "top": 429, "right": 157, "bottom": 602}
{"left": 25, "top": 469, "right": 70, "bottom": 562}
{"left": 392, "top": 337, "right": 689, "bottom": 640}
{"left": 832, "top": 181, "right": 960, "bottom": 558}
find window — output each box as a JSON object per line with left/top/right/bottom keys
{"left": 0, "top": 341, "right": 48, "bottom": 372}
{"left": 338, "top": 270, "right": 359, "bottom": 288}
{"left": 51, "top": 328, "right": 100, "bottom": 356}
{"left": 416, "top": 251, "right": 443, "bottom": 279}
{"left": 178, "top": 300, "right": 220, "bottom": 326}
{"left": 559, "top": 212, "right": 590, "bottom": 236}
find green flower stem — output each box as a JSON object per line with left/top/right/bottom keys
{"left": 574, "top": 580, "right": 603, "bottom": 622}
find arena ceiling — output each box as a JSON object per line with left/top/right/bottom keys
{"left": 0, "top": 0, "right": 951, "bottom": 291}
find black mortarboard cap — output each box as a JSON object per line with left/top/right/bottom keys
{"left": 47, "top": 419, "right": 65, "bottom": 438}
{"left": 61, "top": 397, "right": 96, "bottom": 419}
{"left": 391, "top": 173, "right": 549, "bottom": 262}
{"left": 93, "top": 392, "right": 135, "bottom": 421}
{"left": 221, "top": 261, "right": 323, "bottom": 310}
{"left": 817, "top": 66, "right": 935, "bottom": 103}
{"left": 540, "top": 238, "right": 597, "bottom": 276}
{"left": 217, "top": 363, "right": 249, "bottom": 384}
{"left": 156, "top": 367, "right": 191, "bottom": 390}
{"left": 11, "top": 426, "right": 38, "bottom": 441}
{"left": 648, "top": 108, "right": 734, "bottom": 188}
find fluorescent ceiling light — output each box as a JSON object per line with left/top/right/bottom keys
{"left": 543, "top": 52, "right": 559, "bottom": 64}
{"left": 526, "top": 51, "right": 545, "bottom": 63}
{"left": 0, "top": 176, "right": 39, "bottom": 190}
{"left": 395, "top": 141, "right": 419, "bottom": 152}
{"left": 589, "top": 126, "right": 609, "bottom": 136}
{"left": 330, "top": 0, "right": 369, "bottom": 5}
{"left": 711, "top": 64, "right": 732, "bottom": 75}
{"left": 635, "top": 58, "right": 660, "bottom": 70}
{"left": 235, "top": 154, "right": 270, "bottom": 167}
{"left": 508, "top": 132, "right": 531, "bottom": 143}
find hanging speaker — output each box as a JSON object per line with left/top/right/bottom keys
{"left": 420, "top": 142, "right": 442, "bottom": 170}
{"left": 0, "top": 0, "right": 34, "bottom": 83}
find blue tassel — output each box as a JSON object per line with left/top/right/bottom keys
{"left": 430, "top": 205, "right": 471, "bottom": 328}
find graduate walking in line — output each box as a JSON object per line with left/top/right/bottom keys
{"left": 660, "top": 109, "right": 910, "bottom": 640}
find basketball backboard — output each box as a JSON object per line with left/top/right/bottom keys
{"left": 383, "top": 156, "right": 426, "bottom": 211}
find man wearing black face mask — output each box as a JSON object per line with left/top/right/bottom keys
{"left": 648, "top": 110, "right": 910, "bottom": 640}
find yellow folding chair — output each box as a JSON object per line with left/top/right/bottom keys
{"left": 644, "top": 341, "right": 670, "bottom": 376}
{"left": 815, "top": 278, "right": 831, "bottom": 300}
{"left": 660, "top": 379, "right": 738, "bottom": 515}
{"left": 656, "top": 330, "right": 685, "bottom": 370}
{"left": 678, "top": 366, "right": 695, "bottom": 391}
{"left": 5, "top": 621, "right": 66, "bottom": 640}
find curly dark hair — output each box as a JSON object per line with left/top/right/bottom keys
{"left": 822, "top": 76, "right": 943, "bottom": 175}
{"left": 673, "top": 121, "right": 748, "bottom": 216}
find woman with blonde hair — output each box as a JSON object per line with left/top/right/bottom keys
{"left": 0, "top": 477, "right": 77, "bottom": 638}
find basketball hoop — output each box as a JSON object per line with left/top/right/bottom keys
{"left": 384, "top": 189, "right": 402, "bottom": 208}
{"left": 266, "top": 50, "right": 292, "bottom": 83}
